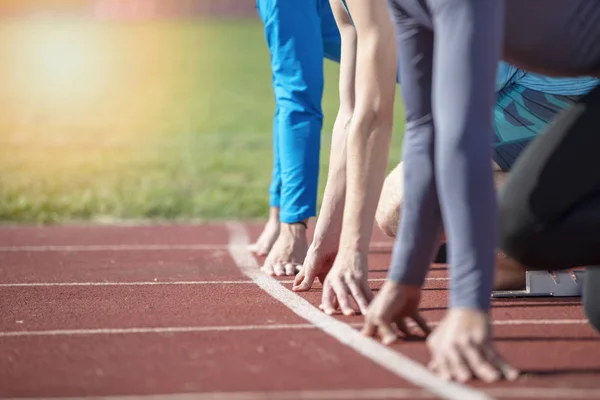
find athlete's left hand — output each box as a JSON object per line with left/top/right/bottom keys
{"left": 427, "top": 309, "right": 520, "bottom": 382}
{"left": 319, "top": 249, "right": 373, "bottom": 316}
{"left": 362, "top": 280, "right": 430, "bottom": 344}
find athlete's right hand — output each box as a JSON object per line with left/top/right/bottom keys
{"left": 292, "top": 241, "right": 338, "bottom": 292}
{"left": 318, "top": 249, "right": 373, "bottom": 316}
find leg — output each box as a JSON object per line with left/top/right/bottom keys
{"left": 584, "top": 267, "right": 600, "bottom": 333}
{"left": 499, "top": 86, "right": 600, "bottom": 270}
{"left": 318, "top": 0, "right": 342, "bottom": 63}
{"left": 257, "top": 0, "right": 325, "bottom": 275}
{"left": 249, "top": 104, "right": 281, "bottom": 256}
{"left": 492, "top": 86, "right": 586, "bottom": 288}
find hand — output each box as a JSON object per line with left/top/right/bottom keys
{"left": 319, "top": 250, "right": 373, "bottom": 316}
{"left": 293, "top": 240, "right": 338, "bottom": 292}
{"left": 362, "top": 280, "right": 430, "bottom": 344}
{"left": 260, "top": 222, "right": 308, "bottom": 276}
{"left": 427, "top": 309, "right": 520, "bottom": 383}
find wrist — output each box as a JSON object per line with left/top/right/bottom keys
{"left": 281, "top": 220, "right": 308, "bottom": 236}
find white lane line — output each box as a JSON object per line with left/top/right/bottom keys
{"left": 0, "top": 244, "right": 230, "bottom": 252}
{"left": 0, "top": 319, "right": 589, "bottom": 338}
{"left": 5, "top": 387, "right": 600, "bottom": 400}
{"left": 0, "top": 277, "right": 449, "bottom": 288}
{"left": 226, "top": 222, "right": 491, "bottom": 400}
{"left": 0, "top": 241, "right": 394, "bottom": 253}
{"left": 1, "top": 388, "right": 434, "bottom": 400}
{"left": 0, "top": 324, "right": 318, "bottom": 337}
{"left": 0, "top": 281, "right": 254, "bottom": 287}
{"left": 487, "top": 387, "right": 600, "bottom": 399}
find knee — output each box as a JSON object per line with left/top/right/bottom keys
{"left": 376, "top": 202, "right": 401, "bottom": 238}
{"left": 498, "top": 187, "right": 545, "bottom": 270}
{"left": 375, "top": 164, "right": 404, "bottom": 238}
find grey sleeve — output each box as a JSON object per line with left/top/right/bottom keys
{"left": 387, "top": 0, "right": 504, "bottom": 311}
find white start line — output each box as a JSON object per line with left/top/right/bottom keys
{"left": 225, "top": 222, "right": 492, "bottom": 400}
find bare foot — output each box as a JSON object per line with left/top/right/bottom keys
{"left": 248, "top": 207, "right": 280, "bottom": 256}
{"left": 494, "top": 251, "right": 527, "bottom": 291}
{"left": 261, "top": 222, "right": 308, "bottom": 276}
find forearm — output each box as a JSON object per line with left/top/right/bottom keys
{"left": 340, "top": 115, "right": 393, "bottom": 253}
{"left": 315, "top": 1, "right": 358, "bottom": 249}
{"left": 337, "top": 10, "right": 397, "bottom": 252}
{"left": 433, "top": 0, "right": 504, "bottom": 312}
{"left": 311, "top": 110, "right": 352, "bottom": 247}
{"left": 385, "top": 3, "right": 443, "bottom": 288}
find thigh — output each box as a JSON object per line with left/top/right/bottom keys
{"left": 500, "top": 86, "right": 600, "bottom": 228}
{"left": 257, "top": 0, "right": 325, "bottom": 112}
{"left": 499, "top": 86, "right": 600, "bottom": 267}
{"left": 318, "top": 0, "right": 342, "bottom": 63}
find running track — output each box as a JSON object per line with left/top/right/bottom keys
{"left": 1, "top": 222, "right": 599, "bottom": 400}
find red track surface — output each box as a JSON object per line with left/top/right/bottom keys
{"left": 1, "top": 222, "right": 600, "bottom": 400}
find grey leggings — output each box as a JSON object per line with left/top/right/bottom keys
{"left": 386, "top": 0, "right": 600, "bottom": 312}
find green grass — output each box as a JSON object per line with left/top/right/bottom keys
{"left": 0, "top": 18, "right": 405, "bottom": 224}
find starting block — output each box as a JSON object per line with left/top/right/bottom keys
{"left": 492, "top": 270, "right": 585, "bottom": 298}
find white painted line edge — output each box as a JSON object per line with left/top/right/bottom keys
{"left": 5, "top": 387, "right": 600, "bottom": 400}
{"left": 0, "top": 277, "right": 449, "bottom": 287}
{"left": 225, "top": 222, "right": 492, "bottom": 400}
{"left": 0, "top": 319, "right": 589, "bottom": 338}
{"left": 0, "top": 241, "right": 393, "bottom": 252}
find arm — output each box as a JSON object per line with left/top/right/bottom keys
{"left": 431, "top": 0, "right": 503, "bottom": 311}
{"left": 310, "top": 0, "right": 357, "bottom": 250}
{"left": 338, "top": 0, "right": 397, "bottom": 254}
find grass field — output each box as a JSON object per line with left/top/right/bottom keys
{"left": 0, "top": 17, "right": 405, "bottom": 223}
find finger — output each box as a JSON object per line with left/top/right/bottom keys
{"left": 284, "top": 263, "right": 296, "bottom": 276}
{"left": 293, "top": 268, "right": 305, "bottom": 288}
{"left": 273, "top": 262, "right": 285, "bottom": 276}
{"left": 293, "top": 264, "right": 318, "bottom": 292}
{"left": 345, "top": 277, "right": 371, "bottom": 315}
{"left": 394, "top": 318, "right": 411, "bottom": 337}
{"left": 360, "top": 277, "right": 375, "bottom": 303}
{"left": 260, "top": 261, "right": 275, "bottom": 276}
{"left": 445, "top": 345, "right": 473, "bottom": 383}
{"left": 460, "top": 340, "right": 501, "bottom": 383}
{"left": 361, "top": 320, "right": 377, "bottom": 337}
{"left": 319, "top": 296, "right": 338, "bottom": 312}
{"left": 333, "top": 280, "right": 357, "bottom": 316}
{"left": 483, "top": 346, "right": 520, "bottom": 381}
{"left": 411, "top": 313, "right": 432, "bottom": 336}
{"left": 247, "top": 243, "right": 258, "bottom": 254}
{"left": 321, "top": 281, "right": 339, "bottom": 315}
{"left": 436, "top": 356, "right": 453, "bottom": 381}
{"left": 427, "top": 359, "right": 439, "bottom": 373}
{"left": 376, "top": 321, "right": 398, "bottom": 345}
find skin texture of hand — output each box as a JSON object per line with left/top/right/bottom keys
{"left": 292, "top": 241, "right": 338, "bottom": 292}
{"left": 362, "top": 280, "right": 430, "bottom": 344}
{"left": 427, "top": 309, "right": 520, "bottom": 383}
{"left": 260, "top": 222, "right": 308, "bottom": 276}
{"left": 319, "top": 250, "right": 373, "bottom": 316}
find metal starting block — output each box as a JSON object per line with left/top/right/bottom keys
{"left": 492, "top": 270, "right": 585, "bottom": 298}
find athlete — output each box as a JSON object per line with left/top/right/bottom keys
{"left": 295, "top": 0, "right": 600, "bottom": 383}
{"left": 373, "top": 66, "right": 599, "bottom": 289}
{"left": 498, "top": 85, "right": 600, "bottom": 333}
{"left": 250, "top": 0, "right": 341, "bottom": 277}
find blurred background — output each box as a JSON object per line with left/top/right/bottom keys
{"left": 0, "top": 0, "right": 404, "bottom": 224}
